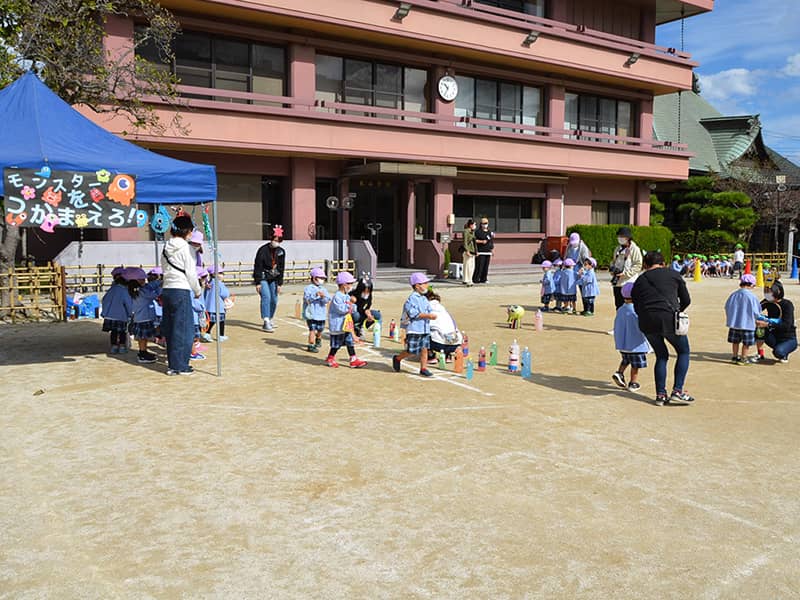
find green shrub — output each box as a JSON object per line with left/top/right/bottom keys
{"left": 566, "top": 224, "right": 673, "bottom": 267}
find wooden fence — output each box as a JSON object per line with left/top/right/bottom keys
{"left": 746, "top": 253, "right": 788, "bottom": 271}
{"left": 0, "top": 263, "right": 64, "bottom": 322}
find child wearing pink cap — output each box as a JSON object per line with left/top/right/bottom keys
{"left": 393, "top": 273, "right": 437, "bottom": 377}
{"left": 724, "top": 274, "right": 762, "bottom": 364}
{"left": 326, "top": 272, "right": 367, "bottom": 368}
{"left": 304, "top": 267, "right": 331, "bottom": 353}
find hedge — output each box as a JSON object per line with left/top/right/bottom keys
{"left": 566, "top": 224, "right": 673, "bottom": 267}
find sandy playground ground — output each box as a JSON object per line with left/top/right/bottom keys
{"left": 1, "top": 275, "right": 799, "bottom": 599}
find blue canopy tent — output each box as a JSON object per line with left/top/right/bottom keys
{"left": 0, "top": 72, "right": 225, "bottom": 375}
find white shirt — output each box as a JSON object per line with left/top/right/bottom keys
{"left": 734, "top": 249, "right": 745, "bottom": 263}
{"left": 161, "top": 236, "right": 202, "bottom": 296}
{"left": 429, "top": 300, "right": 463, "bottom": 345}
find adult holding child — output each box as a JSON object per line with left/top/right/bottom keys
{"left": 253, "top": 229, "right": 286, "bottom": 333}
{"left": 610, "top": 226, "right": 643, "bottom": 309}
{"left": 161, "top": 215, "right": 203, "bottom": 376}
{"left": 631, "top": 251, "right": 693, "bottom": 406}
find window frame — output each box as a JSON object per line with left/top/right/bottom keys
{"left": 455, "top": 75, "right": 544, "bottom": 133}
{"left": 564, "top": 92, "right": 636, "bottom": 143}
{"left": 591, "top": 200, "right": 630, "bottom": 225}
{"left": 454, "top": 195, "right": 543, "bottom": 233}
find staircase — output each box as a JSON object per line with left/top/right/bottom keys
{"left": 373, "top": 264, "right": 434, "bottom": 287}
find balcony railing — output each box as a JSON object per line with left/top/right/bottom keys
{"left": 397, "top": 0, "right": 695, "bottom": 65}
{"left": 165, "top": 84, "right": 689, "bottom": 154}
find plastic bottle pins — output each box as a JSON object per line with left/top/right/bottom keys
{"left": 438, "top": 351, "right": 446, "bottom": 370}
{"left": 535, "top": 309, "right": 544, "bottom": 332}
{"left": 453, "top": 347, "right": 464, "bottom": 374}
{"left": 508, "top": 339, "right": 520, "bottom": 373}
{"left": 478, "top": 346, "right": 487, "bottom": 371}
{"left": 465, "top": 358, "right": 474, "bottom": 380}
{"left": 489, "top": 341, "right": 498, "bottom": 366}
{"left": 462, "top": 331, "right": 470, "bottom": 357}
{"left": 294, "top": 298, "right": 302, "bottom": 319}
{"left": 373, "top": 320, "right": 381, "bottom": 348}
{"left": 389, "top": 318, "right": 397, "bottom": 341}
{"left": 521, "top": 346, "right": 532, "bottom": 379}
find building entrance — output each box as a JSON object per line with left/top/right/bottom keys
{"left": 350, "top": 180, "right": 398, "bottom": 264}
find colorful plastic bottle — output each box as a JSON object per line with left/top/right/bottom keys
{"left": 535, "top": 309, "right": 544, "bottom": 332}
{"left": 389, "top": 318, "right": 397, "bottom": 340}
{"left": 294, "top": 298, "right": 302, "bottom": 319}
{"left": 508, "top": 339, "right": 520, "bottom": 373}
{"left": 521, "top": 346, "right": 532, "bottom": 379}
{"left": 453, "top": 347, "right": 464, "bottom": 374}
{"left": 489, "top": 341, "right": 498, "bottom": 366}
{"left": 462, "top": 332, "right": 469, "bottom": 357}
{"left": 478, "top": 346, "right": 486, "bottom": 371}
{"left": 438, "top": 351, "right": 446, "bottom": 370}
{"left": 373, "top": 320, "right": 381, "bottom": 348}
{"left": 465, "top": 358, "right": 474, "bottom": 380}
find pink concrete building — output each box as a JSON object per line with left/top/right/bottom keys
{"left": 95, "top": 0, "right": 712, "bottom": 270}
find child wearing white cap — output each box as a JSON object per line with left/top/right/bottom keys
{"left": 326, "top": 272, "right": 367, "bottom": 368}
{"left": 724, "top": 274, "right": 762, "bottom": 364}
{"left": 393, "top": 273, "right": 437, "bottom": 377}
{"left": 304, "top": 267, "right": 331, "bottom": 353}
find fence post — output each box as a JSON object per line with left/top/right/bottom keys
{"left": 59, "top": 264, "right": 67, "bottom": 321}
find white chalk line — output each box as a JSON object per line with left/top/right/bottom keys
{"left": 190, "top": 403, "right": 511, "bottom": 414}
{"left": 276, "top": 317, "right": 494, "bottom": 397}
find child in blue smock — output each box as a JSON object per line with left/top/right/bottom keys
{"left": 578, "top": 257, "right": 600, "bottom": 316}
{"left": 204, "top": 265, "right": 231, "bottom": 342}
{"left": 190, "top": 267, "right": 209, "bottom": 361}
{"left": 552, "top": 258, "right": 564, "bottom": 311}
{"left": 326, "top": 271, "right": 367, "bottom": 369}
{"left": 724, "top": 274, "right": 763, "bottom": 364}
{"left": 559, "top": 258, "right": 579, "bottom": 314}
{"left": 101, "top": 271, "right": 133, "bottom": 354}
{"left": 540, "top": 260, "right": 555, "bottom": 311}
{"left": 612, "top": 281, "right": 650, "bottom": 392}
{"left": 393, "top": 272, "right": 437, "bottom": 378}
{"left": 304, "top": 266, "right": 331, "bottom": 353}
{"left": 129, "top": 268, "right": 161, "bottom": 364}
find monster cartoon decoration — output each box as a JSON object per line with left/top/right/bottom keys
{"left": 150, "top": 205, "right": 171, "bottom": 234}
{"left": 89, "top": 187, "right": 105, "bottom": 203}
{"left": 40, "top": 213, "right": 59, "bottom": 233}
{"left": 107, "top": 174, "right": 136, "bottom": 206}
{"left": 273, "top": 224, "right": 284, "bottom": 238}
{"left": 135, "top": 209, "right": 149, "bottom": 228}
{"left": 34, "top": 165, "right": 52, "bottom": 178}
{"left": 75, "top": 214, "right": 90, "bottom": 228}
{"left": 95, "top": 169, "right": 111, "bottom": 183}
{"left": 507, "top": 304, "right": 525, "bottom": 329}
{"left": 5, "top": 212, "right": 27, "bottom": 226}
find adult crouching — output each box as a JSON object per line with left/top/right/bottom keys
{"left": 631, "top": 251, "right": 693, "bottom": 406}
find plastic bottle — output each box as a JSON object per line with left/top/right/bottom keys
{"left": 465, "top": 358, "right": 474, "bottom": 380}
{"left": 489, "top": 341, "right": 498, "bottom": 366}
{"left": 294, "top": 298, "right": 302, "bottom": 319}
{"left": 453, "top": 347, "right": 464, "bottom": 374}
{"left": 389, "top": 319, "right": 397, "bottom": 341}
{"left": 462, "top": 332, "right": 470, "bottom": 357}
{"left": 508, "top": 339, "right": 520, "bottom": 373}
{"left": 535, "top": 309, "right": 544, "bottom": 332}
{"left": 521, "top": 346, "right": 532, "bottom": 379}
{"left": 478, "top": 346, "right": 486, "bottom": 371}
{"left": 438, "top": 351, "right": 446, "bottom": 370}
{"left": 373, "top": 320, "right": 381, "bottom": 348}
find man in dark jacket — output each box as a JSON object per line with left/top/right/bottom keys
{"left": 631, "top": 251, "right": 693, "bottom": 406}
{"left": 253, "top": 234, "right": 286, "bottom": 333}
{"left": 472, "top": 217, "right": 495, "bottom": 284}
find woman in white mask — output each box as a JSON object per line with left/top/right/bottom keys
{"left": 610, "top": 226, "right": 643, "bottom": 309}
{"left": 253, "top": 231, "right": 286, "bottom": 333}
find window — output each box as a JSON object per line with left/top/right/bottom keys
{"left": 564, "top": 92, "right": 635, "bottom": 143}
{"left": 455, "top": 75, "right": 543, "bottom": 133}
{"left": 455, "top": 196, "right": 542, "bottom": 233}
{"left": 136, "top": 27, "right": 286, "bottom": 102}
{"left": 591, "top": 201, "right": 630, "bottom": 225}
{"left": 474, "top": 0, "right": 546, "bottom": 17}
{"left": 315, "top": 54, "right": 429, "bottom": 117}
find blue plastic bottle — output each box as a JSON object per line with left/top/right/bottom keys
{"left": 521, "top": 346, "right": 532, "bottom": 379}
{"left": 373, "top": 320, "right": 381, "bottom": 348}
{"left": 465, "top": 358, "right": 474, "bottom": 381}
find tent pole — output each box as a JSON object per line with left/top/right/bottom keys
{"left": 213, "top": 200, "right": 222, "bottom": 377}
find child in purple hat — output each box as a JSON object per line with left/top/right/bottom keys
{"left": 393, "top": 273, "right": 437, "bottom": 377}
{"left": 191, "top": 267, "right": 209, "bottom": 358}
{"left": 558, "top": 258, "right": 578, "bottom": 314}
{"left": 204, "top": 265, "right": 231, "bottom": 342}
{"left": 325, "top": 272, "right": 367, "bottom": 368}
{"left": 724, "top": 273, "right": 762, "bottom": 364}
{"left": 540, "top": 260, "right": 555, "bottom": 311}
{"left": 552, "top": 259, "right": 564, "bottom": 312}
{"left": 128, "top": 269, "right": 162, "bottom": 363}
{"left": 578, "top": 257, "right": 599, "bottom": 316}
{"left": 303, "top": 267, "right": 331, "bottom": 352}
{"left": 101, "top": 270, "right": 133, "bottom": 354}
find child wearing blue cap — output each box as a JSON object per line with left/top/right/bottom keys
{"left": 393, "top": 272, "right": 437, "bottom": 377}
{"left": 724, "top": 274, "right": 763, "bottom": 364}
{"left": 612, "top": 281, "right": 649, "bottom": 392}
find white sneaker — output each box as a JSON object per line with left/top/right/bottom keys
{"left": 217, "top": 335, "right": 229, "bottom": 342}
{"left": 263, "top": 319, "right": 274, "bottom": 333}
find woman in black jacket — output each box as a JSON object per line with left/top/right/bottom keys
{"left": 253, "top": 233, "right": 286, "bottom": 333}
{"left": 761, "top": 282, "right": 797, "bottom": 363}
{"left": 631, "top": 251, "right": 693, "bottom": 406}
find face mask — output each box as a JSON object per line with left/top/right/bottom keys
{"left": 617, "top": 237, "right": 627, "bottom": 245}
{"left": 361, "top": 293, "right": 371, "bottom": 299}
{"left": 270, "top": 241, "right": 280, "bottom": 248}
{"left": 764, "top": 293, "right": 774, "bottom": 301}
{"left": 313, "top": 278, "right": 324, "bottom": 286}
{"left": 570, "top": 241, "right": 579, "bottom": 248}
{"left": 482, "top": 224, "right": 489, "bottom": 228}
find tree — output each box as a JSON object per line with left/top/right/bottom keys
{"left": 0, "top": 0, "right": 181, "bottom": 316}
{"left": 670, "top": 176, "right": 758, "bottom": 254}
{"left": 649, "top": 193, "right": 665, "bottom": 226}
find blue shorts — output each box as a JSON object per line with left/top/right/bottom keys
{"left": 405, "top": 333, "right": 431, "bottom": 355}
{"left": 329, "top": 332, "right": 354, "bottom": 350}
{"left": 728, "top": 328, "right": 756, "bottom": 346}
{"left": 307, "top": 319, "right": 325, "bottom": 332}
{"left": 561, "top": 294, "right": 577, "bottom": 302}
{"left": 620, "top": 352, "right": 647, "bottom": 369}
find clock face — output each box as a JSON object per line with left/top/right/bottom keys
{"left": 437, "top": 75, "right": 458, "bottom": 102}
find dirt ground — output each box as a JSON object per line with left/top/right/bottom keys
{"left": 1, "top": 275, "right": 799, "bottom": 599}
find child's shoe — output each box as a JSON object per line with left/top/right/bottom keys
{"left": 190, "top": 352, "right": 206, "bottom": 361}
{"left": 137, "top": 351, "right": 157, "bottom": 364}
{"left": 392, "top": 355, "right": 401, "bottom": 372}
{"left": 217, "top": 335, "right": 229, "bottom": 342}
{"left": 628, "top": 382, "right": 641, "bottom": 392}
{"left": 730, "top": 356, "right": 740, "bottom": 364}
{"left": 306, "top": 344, "right": 319, "bottom": 353}
{"left": 110, "top": 345, "right": 120, "bottom": 354}
{"left": 349, "top": 357, "right": 367, "bottom": 368}
{"left": 747, "top": 355, "right": 763, "bottom": 363}
{"left": 612, "top": 371, "right": 627, "bottom": 388}
{"left": 119, "top": 346, "right": 128, "bottom": 354}
{"left": 200, "top": 333, "right": 212, "bottom": 342}
{"left": 419, "top": 368, "right": 434, "bottom": 377}
{"left": 325, "top": 356, "right": 339, "bottom": 368}
{"left": 314, "top": 338, "right": 322, "bottom": 348}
